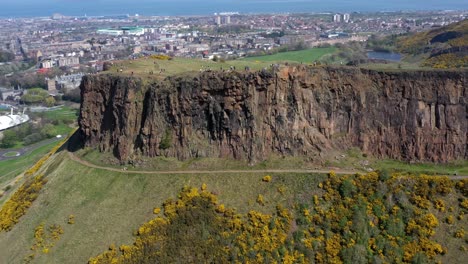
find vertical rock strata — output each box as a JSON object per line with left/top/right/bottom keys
{"left": 79, "top": 67, "right": 467, "bottom": 163}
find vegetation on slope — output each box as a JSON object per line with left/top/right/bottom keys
{"left": 0, "top": 131, "right": 74, "bottom": 232}
{"left": 90, "top": 172, "right": 468, "bottom": 264}
{"left": 365, "top": 20, "right": 467, "bottom": 68}
{"left": 396, "top": 19, "right": 468, "bottom": 68}
{"left": 0, "top": 174, "right": 47, "bottom": 231}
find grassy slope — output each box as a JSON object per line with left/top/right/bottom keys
{"left": 0, "top": 152, "right": 325, "bottom": 263}
{"left": 0, "top": 140, "right": 60, "bottom": 192}
{"left": 37, "top": 106, "right": 77, "bottom": 136}
{"left": 79, "top": 147, "right": 468, "bottom": 176}
{"left": 242, "top": 47, "right": 337, "bottom": 63}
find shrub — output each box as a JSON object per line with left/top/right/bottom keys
{"left": 159, "top": 129, "right": 172, "bottom": 150}
{"left": 0, "top": 175, "right": 47, "bottom": 231}
{"left": 257, "top": 194, "right": 265, "bottom": 206}
{"left": 68, "top": 215, "right": 75, "bottom": 225}
{"left": 262, "top": 175, "right": 272, "bottom": 182}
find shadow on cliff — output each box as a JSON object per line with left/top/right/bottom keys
{"left": 67, "top": 129, "right": 84, "bottom": 153}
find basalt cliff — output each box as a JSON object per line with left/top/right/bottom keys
{"left": 79, "top": 66, "right": 467, "bottom": 163}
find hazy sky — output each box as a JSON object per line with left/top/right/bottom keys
{"left": 0, "top": 0, "right": 466, "bottom": 17}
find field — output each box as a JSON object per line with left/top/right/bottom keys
{"left": 33, "top": 106, "right": 78, "bottom": 136}
{"left": 0, "top": 151, "right": 326, "bottom": 263}
{"left": 0, "top": 140, "right": 60, "bottom": 197}
{"left": 105, "top": 48, "right": 336, "bottom": 81}
{"left": 242, "top": 47, "right": 337, "bottom": 63}
{"left": 0, "top": 150, "right": 466, "bottom": 263}
{"left": 106, "top": 57, "right": 274, "bottom": 80}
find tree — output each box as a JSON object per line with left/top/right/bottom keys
{"left": 40, "top": 124, "right": 57, "bottom": 138}
{"left": 21, "top": 88, "right": 49, "bottom": 105}
{"left": 0, "top": 130, "right": 19, "bottom": 148}
{"left": 0, "top": 50, "right": 15, "bottom": 62}
{"left": 44, "top": 96, "right": 56, "bottom": 107}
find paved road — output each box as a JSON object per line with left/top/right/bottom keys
{"left": 0, "top": 137, "right": 61, "bottom": 162}
{"left": 67, "top": 152, "right": 468, "bottom": 178}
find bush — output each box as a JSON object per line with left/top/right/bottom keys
{"left": 40, "top": 124, "right": 58, "bottom": 138}
{"left": 21, "top": 88, "right": 49, "bottom": 105}
{"left": 159, "top": 129, "right": 172, "bottom": 150}
{"left": 23, "top": 133, "right": 45, "bottom": 146}
{"left": 0, "top": 129, "right": 18, "bottom": 148}
{"left": 0, "top": 175, "right": 47, "bottom": 231}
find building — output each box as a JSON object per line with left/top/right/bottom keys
{"left": 215, "top": 15, "right": 231, "bottom": 25}
{"left": 54, "top": 73, "right": 85, "bottom": 91}
{"left": 343, "top": 13, "right": 351, "bottom": 23}
{"left": 0, "top": 109, "right": 30, "bottom": 131}
{"left": 97, "top": 29, "right": 125, "bottom": 36}
{"left": 40, "top": 60, "right": 54, "bottom": 69}
{"left": 57, "top": 57, "right": 79, "bottom": 67}
{"left": 0, "top": 88, "right": 18, "bottom": 101}
{"left": 47, "top": 79, "right": 57, "bottom": 93}
{"left": 223, "top": 16, "right": 231, "bottom": 24}
{"left": 333, "top": 14, "right": 342, "bottom": 23}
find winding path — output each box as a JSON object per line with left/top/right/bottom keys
{"left": 67, "top": 151, "right": 468, "bottom": 179}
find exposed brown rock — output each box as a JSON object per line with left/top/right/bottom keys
{"left": 79, "top": 66, "right": 467, "bottom": 163}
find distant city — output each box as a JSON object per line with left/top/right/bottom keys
{"left": 0, "top": 10, "right": 466, "bottom": 102}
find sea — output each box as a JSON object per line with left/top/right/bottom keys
{"left": 0, "top": 0, "right": 466, "bottom": 18}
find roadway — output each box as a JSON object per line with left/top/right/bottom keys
{"left": 0, "top": 137, "right": 62, "bottom": 162}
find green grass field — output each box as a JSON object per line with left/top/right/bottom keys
{"left": 107, "top": 57, "right": 274, "bottom": 80}
{"left": 242, "top": 47, "right": 337, "bottom": 63}
{"left": 374, "top": 159, "right": 468, "bottom": 176}
{"left": 78, "top": 148, "right": 320, "bottom": 172}
{"left": 0, "top": 140, "right": 60, "bottom": 187}
{"left": 40, "top": 106, "right": 78, "bottom": 123}
{"left": 0, "top": 152, "right": 326, "bottom": 263}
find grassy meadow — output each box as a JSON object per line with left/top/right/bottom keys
{"left": 106, "top": 57, "right": 274, "bottom": 80}
{"left": 0, "top": 151, "right": 326, "bottom": 263}
{"left": 242, "top": 47, "right": 337, "bottom": 63}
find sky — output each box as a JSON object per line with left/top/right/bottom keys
{"left": 0, "top": 0, "right": 466, "bottom": 17}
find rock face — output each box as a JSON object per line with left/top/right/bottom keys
{"left": 79, "top": 66, "right": 467, "bottom": 163}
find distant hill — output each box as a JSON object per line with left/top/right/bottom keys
{"left": 397, "top": 19, "right": 468, "bottom": 68}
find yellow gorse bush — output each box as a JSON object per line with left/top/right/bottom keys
{"left": 1, "top": 128, "right": 77, "bottom": 233}
{"left": 90, "top": 185, "right": 303, "bottom": 264}
{"left": 0, "top": 175, "right": 47, "bottom": 231}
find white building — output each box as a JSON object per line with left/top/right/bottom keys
{"left": 0, "top": 109, "right": 30, "bottom": 131}
{"left": 343, "top": 13, "right": 351, "bottom": 23}
{"left": 333, "top": 14, "right": 342, "bottom": 23}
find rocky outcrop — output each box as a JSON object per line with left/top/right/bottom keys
{"left": 79, "top": 66, "right": 467, "bottom": 163}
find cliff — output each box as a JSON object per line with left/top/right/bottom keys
{"left": 79, "top": 66, "right": 467, "bottom": 163}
